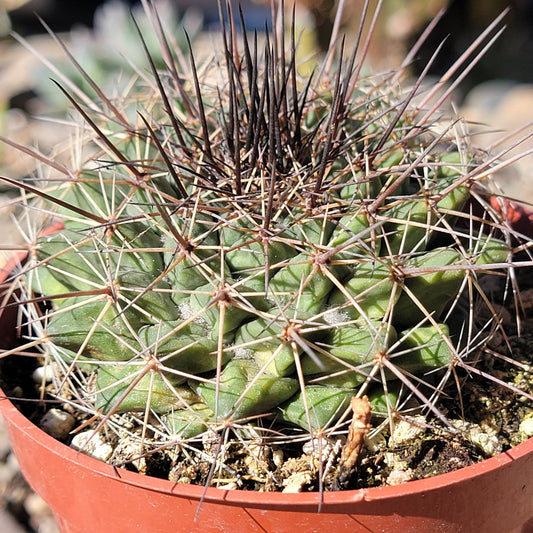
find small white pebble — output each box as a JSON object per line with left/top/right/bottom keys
{"left": 32, "top": 364, "right": 56, "bottom": 384}
{"left": 390, "top": 416, "right": 426, "bottom": 446}
{"left": 6, "top": 452, "right": 20, "bottom": 472}
{"left": 0, "top": 426, "right": 12, "bottom": 458}
{"left": 302, "top": 437, "right": 331, "bottom": 455}
{"left": 0, "top": 464, "right": 13, "bottom": 486}
{"left": 386, "top": 468, "right": 414, "bottom": 486}
{"left": 474, "top": 432, "right": 502, "bottom": 456}
{"left": 519, "top": 416, "right": 533, "bottom": 437}
{"left": 282, "top": 471, "right": 311, "bottom": 493}
{"left": 453, "top": 420, "right": 502, "bottom": 456}
{"left": 25, "top": 493, "right": 58, "bottom": 533}
{"left": 39, "top": 409, "right": 75, "bottom": 441}
{"left": 272, "top": 448, "right": 284, "bottom": 468}
{"left": 111, "top": 439, "right": 146, "bottom": 473}
{"left": 24, "top": 492, "right": 52, "bottom": 517}
{"left": 0, "top": 453, "right": 20, "bottom": 480}
{"left": 383, "top": 452, "right": 410, "bottom": 471}
{"left": 216, "top": 482, "right": 238, "bottom": 490}
{"left": 71, "top": 431, "right": 114, "bottom": 462}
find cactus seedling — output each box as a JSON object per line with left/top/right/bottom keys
{"left": 2, "top": 1, "right": 532, "bottom": 492}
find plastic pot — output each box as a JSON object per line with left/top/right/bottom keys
{"left": 0, "top": 218, "right": 532, "bottom": 533}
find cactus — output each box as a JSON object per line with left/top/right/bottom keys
{"left": 2, "top": 1, "right": 532, "bottom": 491}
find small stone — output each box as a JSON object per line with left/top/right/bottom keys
{"left": 32, "top": 364, "right": 56, "bottom": 384}
{"left": 6, "top": 451, "right": 20, "bottom": 473}
{"left": 0, "top": 453, "right": 19, "bottom": 485}
{"left": 70, "top": 431, "right": 114, "bottom": 462}
{"left": 0, "top": 424, "right": 12, "bottom": 458}
{"left": 39, "top": 409, "right": 75, "bottom": 441}
{"left": 302, "top": 437, "right": 331, "bottom": 456}
{"left": 215, "top": 482, "right": 238, "bottom": 490}
{"left": 519, "top": 416, "right": 533, "bottom": 437}
{"left": 453, "top": 420, "right": 502, "bottom": 456}
{"left": 383, "top": 452, "right": 410, "bottom": 471}
{"left": 475, "top": 432, "right": 502, "bottom": 456}
{"left": 24, "top": 492, "right": 52, "bottom": 518}
{"left": 386, "top": 468, "right": 414, "bottom": 486}
{"left": 25, "top": 492, "right": 59, "bottom": 533}
{"left": 111, "top": 439, "right": 146, "bottom": 473}
{"left": 272, "top": 448, "right": 284, "bottom": 468}
{"left": 390, "top": 416, "right": 426, "bottom": 446}
{"left": 282, "top": 471, "right": 312, "bottom": 493}
{"left": 10, "top": 386, "right": 23, "bottom": 398}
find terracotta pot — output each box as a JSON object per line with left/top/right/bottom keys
{"left": 0, "top": 217, "right": 532, "bottom": 533}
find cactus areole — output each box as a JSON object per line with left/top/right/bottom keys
{"left": 1, "top": 0, "right": 532, "bottom": 507}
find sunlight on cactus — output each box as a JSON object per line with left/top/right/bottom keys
{"left": 1, "top": 0, "right": 533, "bottom": 491}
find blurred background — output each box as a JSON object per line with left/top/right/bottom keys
{"left": 1, "top": 1, "right": 533, "bottom": 531}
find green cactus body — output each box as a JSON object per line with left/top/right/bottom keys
{"left": 164, "top": 404, "right": 214, "bottom": 439}
{"left": 267, "top": 253, "right": 333, "bottom": 315}
{"left": 286, "top": 208, "right": 336, "bottom": 246}
{"left": 35, "top": 223, "right": 166, "bottom": 295}
{"left": 46, "top": 296, "right": 142, "bottom": 361}
{"left": 163, "top": 213, "right": 224, "bottom": 295}
{"left": 393, "top": 242, "right": 507, "bottom": 327}
{"left": 393, "top": 248, "right": 467, "bottom": 326}
{"left": 139, "top": 321, "right": 224, "bottom": 374}
{"left": 96, "top": 365, "right": 189, "bottom": 413}
{"left": 338, "top": 174, "right": 383, "bottom": 202}
{"left": 186, "top": 285, "right": 245, "bottom": 339}
{"left": 381, "top": 180, "right": 470, "bottom": 257}
{"left": 192, "top": 359, "right": 299, "bottom": 420}
{"left": 328, "top": 213, "right": 373, "bottom": 254}
{"left": 395, "top": 324, "right": 454, "bottom": 372}
{"left": 469, "top": 235, "right": 509, "bottom": 266}
{"left": 117, "top": 270, "right": 179, "bottom": 322}
{"left": 234, "top": 318, "right": 297, "bottom": 377}
{"left": 382, "top": 198, "right": 436, "bottom": 255}
{"left": 280, "top": 385, "right": 353, "bottom": 431}
{"left": 222, "top": 219, "right": 297, "bottom": 277}
{"left": 327, "top": 261, "right": 398, "bottom": 320}
{"left": 34, "top": 230, "right": 109, "bottom": 294}
{"left": 368, "top": 387, "right": 400, "bottom": 417}
{"left": 300, "top": 321, "right": 396, "bottom": 375}
{"left": 437, "top": 151, "right": 469, "bottom": 179}
{"left": 327, "top": 212, "right": 379, "bottom": 280}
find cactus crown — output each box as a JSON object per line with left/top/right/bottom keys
{"left": 2, "top": 1, "right": 532, "bottom": 491}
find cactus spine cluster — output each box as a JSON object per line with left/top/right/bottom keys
{"left": 5, "top": 2, "right": 531, "bottom": 488}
